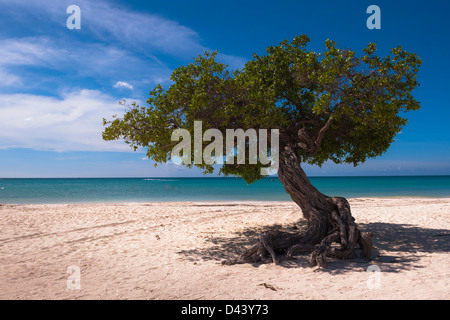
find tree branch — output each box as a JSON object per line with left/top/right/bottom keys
{"left": 315, "top": 116, "right": 333, "bottom": 148}
{"left": 294, "top": 115, "right": 333, "bottom": 157}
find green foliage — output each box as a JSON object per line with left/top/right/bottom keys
{"left": 103, "top": 36, "right": 422, "bottom": 183}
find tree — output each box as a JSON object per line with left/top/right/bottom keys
{"left": 102, "top": 35, "right": 421, "bottom": 267}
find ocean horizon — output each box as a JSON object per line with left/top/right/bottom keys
{"left": 0, "top": 175, "right": 449, "bottom": 204}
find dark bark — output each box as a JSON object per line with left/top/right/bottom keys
{"left": 223, "top": 145, "right": 373, "bottom": 268}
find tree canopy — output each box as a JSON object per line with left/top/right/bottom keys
{"left": 103, "top": 35, "right": 421, "bottom": 183}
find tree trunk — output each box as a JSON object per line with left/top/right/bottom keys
{"left": 223, "top": 146, "right": 374, "bottom": 268}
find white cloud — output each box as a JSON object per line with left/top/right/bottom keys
{"left": 0, "top": 89, "right": 134, "bottom": 152}
{"left": 113, "top": 81, "right": 134, "bottom": 90}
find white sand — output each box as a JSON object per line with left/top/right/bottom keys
{"left": 0, "top": 198, "right": 449, "bottom": 300}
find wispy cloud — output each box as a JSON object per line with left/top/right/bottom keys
{"left": 0, "top": 37, "right": 66, "bottom": 66}
{"left": 82, "top": 0, "right": 205, "bottom": 57}
{"left": 0, "top": 37, "right": 172, "bottom": 92}
{"left": 0, "top": 0, "right": 206, "bottom": 57}
{"left": 0, "top": 68, "right": 22, "bottom": 87}
{"left": 216, "top": 53, "right": 248, "bottom": 71}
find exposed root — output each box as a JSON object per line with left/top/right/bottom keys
{"left": 222, "top": 197, "right": 374, "bottom": 268}
{"left": 222, "top": 230, "right": 299, "bottom": 265}
{"left": 285, "top": 243, "right": 316, "bottom": 258}
{"left": 309, "top": 231, "right": 340, "bottom": 267}
{"left": 259, "top": 234, "right": 278, "bottom": 265}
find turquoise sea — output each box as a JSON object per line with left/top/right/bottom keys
{"left": 0, "top": 176, "right": 449, "bottom": 204}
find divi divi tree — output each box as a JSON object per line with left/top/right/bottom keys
{"left": 103, "top": 36, "right": 421, "bottom": 267}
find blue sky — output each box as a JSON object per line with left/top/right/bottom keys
{"left": 0, "top": 0, "right": 449, "bottom": 177}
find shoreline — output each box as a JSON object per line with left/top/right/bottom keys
{"left": 1, "top": 198, "right": 449, "bottom": 299}
{"left": 1, "top": 196, "right": 450, "bottom": 206}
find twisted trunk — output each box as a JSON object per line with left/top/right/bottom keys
{"left": 277, "top": 146, "right": 334, "bottom": 246}
{"left": 224, "top": 146, "right": 373, "bottom": 268}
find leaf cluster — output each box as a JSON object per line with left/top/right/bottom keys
{"left": 103, "top": 36, "right": 421, "bottom": 183}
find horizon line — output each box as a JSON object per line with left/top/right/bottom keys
{"left": 1, "top": 174, "right": 449, "bottom": 179}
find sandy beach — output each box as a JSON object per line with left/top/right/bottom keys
{"left": 0, "top": 198, "right": 448, "bottom": 300}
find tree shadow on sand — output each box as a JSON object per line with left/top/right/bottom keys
{"left": 177, "top": 220, "right": 450, "bottom": 274}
